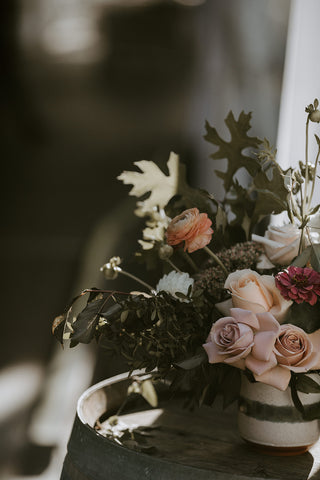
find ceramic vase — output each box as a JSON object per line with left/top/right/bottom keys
{"left": 238, "top": 374, "right": 320, "bottom": 455}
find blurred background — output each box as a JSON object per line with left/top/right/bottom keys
{"left": 1, "top": 0, "right": 290, "bottom": 478}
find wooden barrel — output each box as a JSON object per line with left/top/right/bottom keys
{"left": 60, "top": 371, "right": 320, "bottom": 480}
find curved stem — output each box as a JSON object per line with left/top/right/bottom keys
{"left": 302, "top": 118, "right": 310, "bottom": 219}
{"left": 308, "top": 145, "right": 320, "bottom": 211}
{"left": 203, "top": 246, "right": 228, "bottom": 278}
{"left": 179, "top": 250, "right": 199, "bottom": 272}
{"left": 118, "top": 268, "right": 155, "bottom": 293}
{"left": 165, "top": 258, "right": 182, "bottom": 273}
{"left": 300, "top": 118, "right": 310, "bottom": 253}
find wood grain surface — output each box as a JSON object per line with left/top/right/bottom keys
{"left": 62, "top": 374, "right": 320, "bottom": 480}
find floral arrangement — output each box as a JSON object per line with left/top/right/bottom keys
{"left": 53, "top": 99, "right": 320, "bottom": 417}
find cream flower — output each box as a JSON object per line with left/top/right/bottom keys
{"left": 156, "top": 271, "right": 194, "bottom": 301}
{"left": 220, "top": 269, "right": 292, "bottom": 323}
{"left": 252, "top": 224, "right": 300, "bottom": 266}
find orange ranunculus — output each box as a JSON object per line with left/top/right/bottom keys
{"left": 165, "top": 208, "right": 213, "bottom": 253}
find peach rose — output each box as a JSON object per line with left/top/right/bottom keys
{"left": 252, "top": 224, "right": 300, "bottom": 266}
{"left": 253, "top": 325, "right": 320, "bottom": 390}
{"left": 203, "top": 308, "right": 280, "bottom": 371}
{"left": 223, "top": 269, "right": 292, "bottom": 323}
{"left": 274, "top": 325, "right": 319, "bottom": 372}
{"left": 166, "top": 208, "right": 213, "bottom": 253}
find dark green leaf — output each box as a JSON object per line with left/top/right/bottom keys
{"left": 174, "top": 351, "right": 207, "bottom": 370}
{"left": 295, "top": 374, "right": 320, "bottom": 394}
{"left": 287, "top": 301, "right": 320, "bottom": 333}
{"left": 72, "top": 296, "right": 109, "bottom": 344}
{"left": 311, "top": 244, "right": 320, "bottom": 272}
{"left": 221, "top": 367, "right": 241, "bottom": 408}
{"left": 52, "top": 314, "right": 66, "bottom": 345}
{"left": 204, "top": 111, "right": 262, "bottom": 191}
{"left": 291, "top": 246, "right": 312, "bottom": 267}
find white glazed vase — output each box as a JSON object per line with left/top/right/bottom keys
{"left": 238, "top": 374, "right": 320, "bottom": 456}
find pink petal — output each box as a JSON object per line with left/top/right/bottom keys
{"left": 230, "top": 308, "right": 260, "bottom": 329}
{"left": 224, "top": 358, "right": 246, "bottom": 370}
{"left": 281, "top": 351, "right": 320, "bottom": 373}
{"left": 203, "top": 341, "right": 227, "bottom": 364}
{"left": 256, "top": 311, "right": 280, "bottom": 334}
{"left": 253, "top": 365, "right": 291, "bottom": 391}
{"left": 252, "top": 331, "right": 278, "bottom": 361}
{"left": 245, "top": 351, "right": 277, "bottom": 375}
{"left": 223, "top": 347, "right": 251, "bottom": 363}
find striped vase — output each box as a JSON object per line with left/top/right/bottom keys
{"left": 238, "top": 374, "right": 320, "bottom": 455}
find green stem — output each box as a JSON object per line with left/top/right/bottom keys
{"left": 300, "top": 117, "right": 310, "bottom": 253}
{"left": 303, "top": 117, "right": 310, "bottom": 217}
{"left": 116, "top": 396, "right": 130, "bottom": 416}
{"left": 308, "top": 145, "right": 320, "bottom": 210}
{"left": 118, "top": 268, "right": 155, "bottom": 293}
{"left": 179, "top": 250, "right": 199, "bottom": 272}
{"left": 203, "top": 246, "right": 228, "bottom": 278}
{"left": 165, "top": 258, "right": 182, "bottom": 273}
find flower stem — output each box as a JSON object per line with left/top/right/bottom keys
{"left": 300, "top": 117, "right": 310, "bottom": 253}
{"left": 203, "top": 246, "right": 228, "bottom": 277}
{"left": 303, "top": 117, "right": 310, "bottom": 217}
{"left": 165, "top": 258, "right": 182, "bottom": 273}
{"left": 308, "top": 144, "right": 320, "bottom": 211}
{"left": 117, "top": 268, "right": 155, "bottom": 293}
{"left": 180, "top": 250, "right": 199, "bottom": 272}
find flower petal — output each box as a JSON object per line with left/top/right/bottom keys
{"left": 252, "top": 331, "right": 278, "bottom": 362}
{"left": 203, "top": 341, "right": 227, "bottom": 364}
{"left": 230, "top": 308, "right": 260, "bottom": 330}
{"left": 245, "top": 351, "right": 277, "bottom": 375}
{"left": 253, "top": 366, "right": 291, "bottom": 391}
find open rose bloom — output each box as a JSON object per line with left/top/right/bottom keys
{"left": 217, "top": 269, "right": 292, "bottom": 323}
{"left": 203, "top": 308, "right": 320, "bottom": 391}
{"left": 252, "top": 224, "right": 301, "bottom": 267}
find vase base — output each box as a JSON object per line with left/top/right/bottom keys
{"left": 243, "top": 439, "right": 313, "bottom": 456}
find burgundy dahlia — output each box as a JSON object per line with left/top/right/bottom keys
{"left": 275, "top": 266, "right": 320, "bottom": 305}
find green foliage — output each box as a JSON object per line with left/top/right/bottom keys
{"left": 292, "top": 244, "right": 320, "bottom": 272}
{"left": 205, "top": 114, "right": 289, "bottom": 237}
{"left": 290, "top": 373, "right": 320, "bottom": 421}
{"left": 204, "top": 111, "right": 261, "bottom": 191}
{"left": 98, "top": 291, "right": 213, "bottom": 377}
{"left": 286, "top": 302, "right": 320, "bottom": 334}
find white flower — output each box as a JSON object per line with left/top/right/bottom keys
{"left": 156, "top": 271, "right": 194, "bottom": 301}
{"left": 252, "top": 224, "right": 300, "bottom": 266}
{"left": 137, "top": 207, "right": 171, "bottom": 250}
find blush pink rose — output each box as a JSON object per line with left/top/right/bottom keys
{"left": 253, "top": 325, "right": 320, "bottom": 391}
{"left": 224, "top": 269, "right": 292, "bottom": 323}
{"left": 203, "top": 308, "right": 280, "bottom": 371}
{"left": 274, "top": 325, "right": 320, "bottom": 372}
{"left": 166, "top": 208, "right": 213, "bottom": 253}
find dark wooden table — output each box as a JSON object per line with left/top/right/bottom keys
{"left": 61, "top": 373, "right": 320, "bottom": 480}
